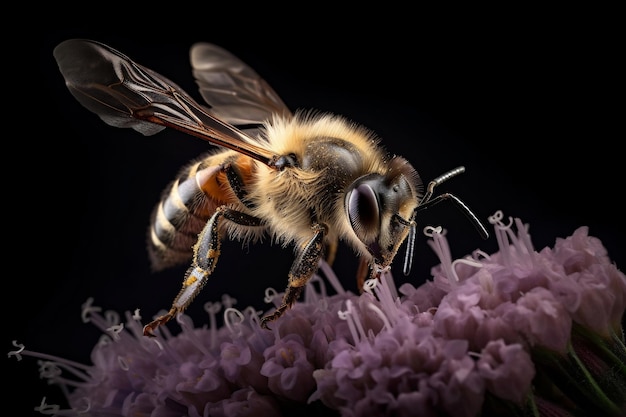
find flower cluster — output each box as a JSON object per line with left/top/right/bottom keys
{"left": 9, "top": 211, "right": 626, "bottom": 416}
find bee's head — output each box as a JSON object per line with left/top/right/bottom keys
{"left": 345, "top": 157, "right": 422, "bottom": 274}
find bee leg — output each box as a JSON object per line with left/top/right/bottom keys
{"left": 143, "top": 205, "right": 263, "bottom": 337}
{"left": 324, "top": 238, "right": 338, "bottom": 266}
{"left": 260, "top": 223, "right": 326, "bottom": 329}
{"left": 355, "top": 256, "right": 372, "bottom": 292}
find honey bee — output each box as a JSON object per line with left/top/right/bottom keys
{"left": 53, "top": 39, "right": 488, "bottom": 337}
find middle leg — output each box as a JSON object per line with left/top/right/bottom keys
{"left": 260, "top": 223, "right": 326, "bottom": 329}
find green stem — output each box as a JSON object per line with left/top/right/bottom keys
{"left": 566, "top": 342, "right": 622, "bottom": 416}
{"left": 572, "top": 324, "right": 626, "bottom": 377}
{"left": 610, "top": 328, "right": 626, "bottom": 360}
{"left": 524, "top": 391, "right": 540, "bottom": 417}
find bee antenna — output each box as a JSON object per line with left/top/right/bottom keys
{"left": 413, "top": 166, "right": 490, "bottom": 242}
{"left": 421, "top": 166, "right": 466, "bottom": 205}
{"left": 403, "top": 220, "right": 417, "bottom": 275}
{"left": 414, "top": 193, "right": 489, "bottom": 240}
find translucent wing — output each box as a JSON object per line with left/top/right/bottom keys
{"left": 53, "top": 39, "right": 278, "bottom": 165}
{"left": 190, "top": 42, "right": 292, "bottom": 127}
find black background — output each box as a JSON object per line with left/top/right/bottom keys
{"left": 8, "top": 18, "right": 622, "bottom": 416}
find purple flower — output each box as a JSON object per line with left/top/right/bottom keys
{"left": 219, "top": 337, "right": 268, "bottom": 393}
{"left": 551, "top": 226, "right": 611, "bottom": 273}
{"left": 476, "top": 339, "right": 535, "bottom": 404}
{"left": 261, "top": 333, "right": 316, "bottom": 402}
{"left": 398, "top": 280, "right": 446, "bottom": 315}
{"left": 499, "top": 286, "right": 572, "bottom": 353}
{"left": 204, "top": 387, "right": 282, "bottom": 417}
{"left": 432, "top": 272, "right": 521, "bottom": 351}
{"left": 9, "top": 210, "right": 626, "bottom": 417}
{"left": 429, "top": 352, "right": 485, "bottom": 417}
{"left": 311, "top": 290, "right": 488, "bottom": 417}
{"left": 546, "top": 227, "right": 626, "bottom": 336}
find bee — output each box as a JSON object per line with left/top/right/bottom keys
{"left": 53, "top": 39, "right": 489, "bottom": 337}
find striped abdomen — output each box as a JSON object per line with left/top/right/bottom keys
{"left": 147, "top": 151, "right": 245, "bottom": 271}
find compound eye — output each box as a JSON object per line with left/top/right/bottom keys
{"left": 347, "top": 182, "right": 380, "bottom": 239}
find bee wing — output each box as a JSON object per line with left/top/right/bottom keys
{"left": 190, "top": 42, "right": 292, "bottom": 127}
{"left": 53, "top": 39, "right": 277, "bottom": 165}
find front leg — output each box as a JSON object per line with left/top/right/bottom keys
{"left": 143, "top": 206, "right": 263, "bottom": 337}
{"left": 260, "top": 223, "right": 326, "bottom": 329}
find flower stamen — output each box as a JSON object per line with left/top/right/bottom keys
{"left": 426, "top": 226, "right": 457, "bottom": 284}
{"left": 338, "top": 299, "right": 368, "bottom": 345}
{"left": 224, "top": 307, "right": 245, "bottom": 337}
{"left": 80, "top": 297, "right": 102, "bottom": 323}
{"left": 204, "top": 301, "right": 222, "bottom": 349}
{"left": 106, "top": 323, "right": 124, "bottom": 340}
{"left": 264, "top": 287, "right": 280, "bottom": 305}
{"left": 318, "top": 258, "right": 346, "bottom": 294}
{"left": 367, "top": 303, "right": 392, "bottom": 332}
{"left": 34, "top": 397, "right": 59, "bottom": 415}
{"left": 7, "top": 340, "right": 25, "bottom": 361}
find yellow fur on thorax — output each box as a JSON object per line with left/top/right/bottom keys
{"left": 263, "top": 111, "right": 386, "bottom": 166}
{"left": 247, "top": 112, "right": 390, "bottom": 249}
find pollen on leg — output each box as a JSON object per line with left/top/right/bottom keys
{"left": 184, "top": 275, "right": 199, "bottom": 287}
